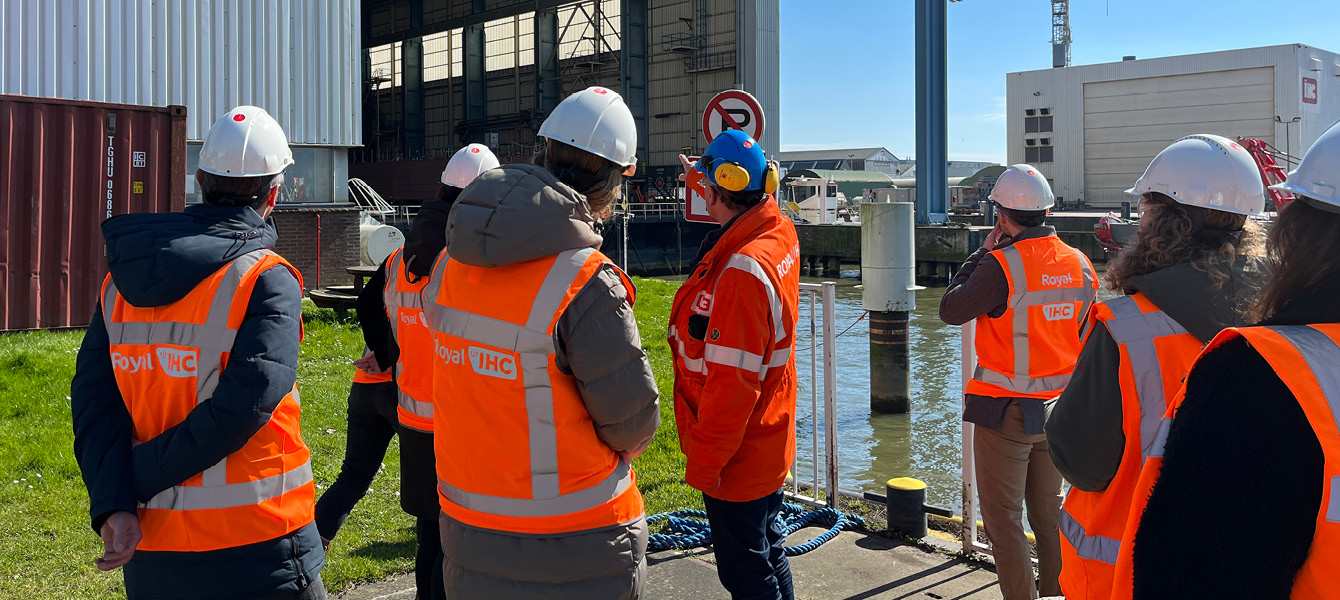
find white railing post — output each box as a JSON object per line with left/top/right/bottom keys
{"left": 960, "top": 321, "right": 991, "bottom": 556}
{"left": 808, "top": 286, "right": 818, "bottom": 501}
{"left": 821, "top": 281, "right": 839, "bottom": 508}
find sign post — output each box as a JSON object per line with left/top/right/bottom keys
{"left": 685, "top": 89, "right": 768, "bottom": 223}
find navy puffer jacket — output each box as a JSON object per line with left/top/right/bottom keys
{"left": 71, "top": 203, "right": 323, "bottom": 599}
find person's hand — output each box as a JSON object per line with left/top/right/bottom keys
{"left": 983, "top": 220, "right": 1007, "bottom": 251}
{"left": 95, "top": 511, "right": 142, "bottom": 571}
{"left": 352, "top": 350, "right": 381, "bottom": 375}
{"left": 321, "top": 537, "right": 331, "bottom": 552}
{"left": 678, "top": 154, "right": 697, "bottom": 182}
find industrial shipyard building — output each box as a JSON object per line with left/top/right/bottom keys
{"left": 355, "top": 0, "right": 780, "bottom": 204}
{"left": 1008, "top": 44, "right": 1340, "bottom": 209}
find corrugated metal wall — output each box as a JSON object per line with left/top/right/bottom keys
{"left": 0, "top": 0, "right": 361, "bottom": 146}
{"left": 0, "top": 95, "right": 187, "bottom": 330}
{"left": 1005, "top": 44, "right": 1332, "bottom": 208}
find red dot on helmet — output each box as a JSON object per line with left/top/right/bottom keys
{"left": 743, "top": 140, "right": 754, "bottom": 148}
{"left": 233, "top": 114, "right": 246, "bottom": 122}
{"left": 1231, "top": 143, "right": 1243, "bottom": 151}
{"left": 1027, "top": 170, "right": 1035, "bottom": 176}
{"left": 471, "top": 147, "right": 479, "bottom": 153}
{"left": 594, "top": 88, "right": 608, "bottom": 95}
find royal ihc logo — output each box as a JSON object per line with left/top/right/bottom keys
{"left": 468, "top": 347, "right": 517, "bottom": 380}
{"left": 110, "top": 347, "right": 198, "bottom": 377}
{"left": 1039, "top": 272, "right": 1074, "bottom": 288}
{"left": 1042, "top": 303, "right": 1076, "bottom": 322}
{"left": 434, "top": 338, "right": 517, "bottom": 380}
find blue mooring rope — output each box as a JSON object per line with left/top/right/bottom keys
{"left": 646, "top": 503, "right": 866, "bottom": 556}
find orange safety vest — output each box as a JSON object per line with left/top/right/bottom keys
{"left": 1057, "top": 292, "right": 1203, "bottom": 600}
{"left": 101, "top": 249, "right": 314, "bottom": 553}
{"left": 383, "top": 248, "right": 434, "bottom": 431}
{"left": 964, "top": 235, "right": 1097, "bottom": 399}
{"left": 353, "top": 367, "right": 394, "bottom": 384}
{"left": 421, "top": 247, "right": 644, "bottom": 535}
{"left": 1112, "top": 324, "right": 1340, "bottom": 599}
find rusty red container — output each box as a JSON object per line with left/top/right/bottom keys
{"left": 0, "top": 94, "right": 187, "bottom": 331}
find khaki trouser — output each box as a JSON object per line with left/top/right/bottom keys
{"left": 974, "top": 402, "right": 1063, "bottom": 600}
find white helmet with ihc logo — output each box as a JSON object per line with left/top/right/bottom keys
{"left": 1273, "top": 118, "right": 1340, "bottom": 210}
{"left": 536, "top": 86, "right": 637, "bottom": 168}
{"left": 441, "top": 143, "right": 500, "bottom": 188}
{"left": 198, "top": 106, "right": 294, "bottom": 178}
{"left": 989, "top": 164, "right": 1055, "bottom": 210}
{"left": 1126, "top": 134, "right": 1265, "bottom": 216}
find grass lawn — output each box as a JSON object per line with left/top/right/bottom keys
{"left": 0, "top": 278, "right": 696, "bottom": 598}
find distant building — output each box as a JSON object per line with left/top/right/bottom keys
{"left": 1008, "top": 43, "right": 1340, "bottom": 209}
{"left": 901, "top": 161, "right": 999, "bottom": 179}
{"left": 780, "top": 148, "right": 904, "bottom": 176}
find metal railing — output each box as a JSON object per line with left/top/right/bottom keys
{"left": 620, "top": 201, "right": 684, "bottom": 221}
{"left": 788, "top": 281, "right": 839, "bottom": 508}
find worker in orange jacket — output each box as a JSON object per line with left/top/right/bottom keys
{"left": 669, "top": 129, "right": 800, "bottom": 600}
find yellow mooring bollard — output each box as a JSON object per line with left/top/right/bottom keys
{"left": 886, "top": 477, "right": 929, "bottom": 538}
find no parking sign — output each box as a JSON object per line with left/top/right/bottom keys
{"left": 685, "top": 90, "right": 767, "bottom": 223}
{"left": 702, "top": 89, "right": 766, "bottom": 144}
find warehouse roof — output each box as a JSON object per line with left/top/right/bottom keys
{"left": 779, "top": 147, "right": 898, "bottom": 162}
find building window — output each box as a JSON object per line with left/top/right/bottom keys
{"left": 1025, "top": 109, "right": 1053, "bottom": 134}
{"left": 1024, "top": 137, "right": 1054, "bottom": 164}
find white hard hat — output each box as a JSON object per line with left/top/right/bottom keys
{"left": 1272, "top": 118, "right": 1340, "bottom": 210}
{"left": 536, "top": 86, "right": 637, "bottom": 167}
{"left": 441, "top": 143, "right": 500, "bottom": 188}
{"left": 1126, "top": 134, "right": 1265, "bottom": 216}
{"left": 198, "top": 106, "right": 294, "bottom": 178}
{"left": 989, "top": 164, "right": 1055, "bottom": 210}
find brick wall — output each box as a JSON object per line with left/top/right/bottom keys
{"left": 271, "top": 207, "right": 361, "bottom": 292}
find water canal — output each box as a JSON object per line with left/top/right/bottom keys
{"left": 790, "top": 274, "right": 1116, "bottom": 511}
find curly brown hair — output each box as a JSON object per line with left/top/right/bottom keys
{"left": 1251, "top": 199, "right": 1340, "bottom": 322}
{"left": 1105, "top": 193, "right": 1263, "bottom": 293}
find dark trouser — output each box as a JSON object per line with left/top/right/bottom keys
{"left": 313, "top": 381, "right": 399, "bottom": 540}
{"left": 417, "top": 517, "right": 447, "bottom": 600}
{"left": 702, "top": 490, "right": 794, "bottom": 600}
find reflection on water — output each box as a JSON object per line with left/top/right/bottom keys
{"left": 792, "top": 278, "right": 966, "bottom": 509}
{"left": 792, "top": 273, "right": 1112, "bottom": 511}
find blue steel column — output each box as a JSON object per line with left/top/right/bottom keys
{"left": 460, "top": 0, "right": 487, "bottom": 145}
{"left": 534, "top": 8, "right": 560, "bottom": 122}
{"left": 621, "top": 0, "right": 649, "bottom": 169}
{"left": 915, "top": 0, "right": 948, "bottom": 224}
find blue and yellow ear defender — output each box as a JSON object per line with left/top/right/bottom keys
{"left": 701, "top": 155, "right": 780, "bottom": 194}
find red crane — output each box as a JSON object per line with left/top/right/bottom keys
{"left": 1237, "top": 137, "right": 1294, "bottom": 211}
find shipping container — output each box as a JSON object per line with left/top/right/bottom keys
{"left": 0, "top": 94, "right": 187, "bottom": 331}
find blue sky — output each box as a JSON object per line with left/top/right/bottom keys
{"left": 778, "top": 0, "right": 1340, "bottom": 163}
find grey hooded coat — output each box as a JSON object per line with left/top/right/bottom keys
{"left": 437, "top": 163, "right": 660, "bottom": 599}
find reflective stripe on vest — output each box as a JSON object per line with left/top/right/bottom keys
{"left": 1270, "top": 326, "right": 1340, "bottom": 524}
{"left": 423, "top": 247, "right": 635, "bottom": 511}
{"left": 972, "top": 244, "right": 1096, "bottom": 395}
{"left": 1060, "top": 508, "right": 1121, "bottom": 564}
{"left": 384, "top": 248, "right": 434, "bottom": 429}
{"left": 1103, "top": 296, "right": 1189, "bottom": 461}
{"left": 104, "top": 250, "right": 311, "bottom": 507}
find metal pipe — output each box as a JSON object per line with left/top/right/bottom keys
{"left": 315, "top": 213, "right": 323, "bottom": 290}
